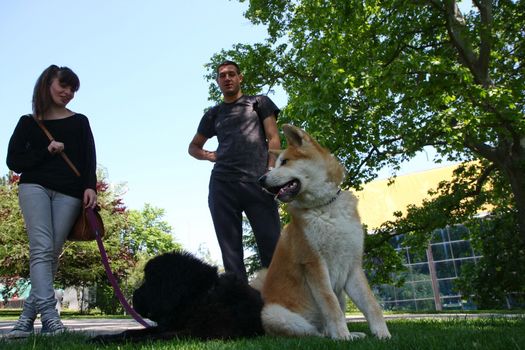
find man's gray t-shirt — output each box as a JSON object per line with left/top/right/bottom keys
{"left": 197, "top": 95, "right": 280, "bottom": 182}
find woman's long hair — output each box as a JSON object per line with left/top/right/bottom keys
{"left": 32, "top": 65, "right": 80, "bottom": 118}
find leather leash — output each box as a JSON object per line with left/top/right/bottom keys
{"left": 86, "top": 208, "right": 151, "bottom": 328}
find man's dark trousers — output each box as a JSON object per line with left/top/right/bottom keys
{"left": 208, "top": 177, "right": 281, "bottom": 282}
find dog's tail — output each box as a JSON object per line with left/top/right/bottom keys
{"left": 249, "top": 268, "right": 268, "bottom": 291}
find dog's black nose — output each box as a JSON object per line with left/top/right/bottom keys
{"left": 258, "top": 174, "right": 267, "bottom": 186}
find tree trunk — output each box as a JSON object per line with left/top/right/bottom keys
{"left": 504, "top": 163, "right": 525, "bottom": 246}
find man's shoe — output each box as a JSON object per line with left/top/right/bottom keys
{"left": 5, "top": 316, "right": 35, "bottom": 339}
{"left": 41, "top": 317, "right": 66, "bottom": 335}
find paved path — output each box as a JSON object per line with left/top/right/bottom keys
{"left": 0, "top": 318, "right": 154, "bottom": 338}
{"left": 348, "top": 312, "right": 522, "bottom": 322}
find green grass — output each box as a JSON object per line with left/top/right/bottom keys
{"left": 1, "top": 316, "right": 524, "bottom": 350}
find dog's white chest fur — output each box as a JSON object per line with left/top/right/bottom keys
{"left": 300, "top": 193, "right": 363, "bottom": 290}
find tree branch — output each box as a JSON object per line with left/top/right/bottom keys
{"left": 472, "top": 163, "right": 496, "bottom": 196}
{"left": 439, "top": 0, "right": 484, "bottom": 85}
{"left": 464, "top": 135, "right": 499, "bottom": 164}
{"left": 475, "top": 0, "right": 493, "bottom": 87}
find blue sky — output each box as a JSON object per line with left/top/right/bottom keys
{"left": 1, "top": 0, "right": 453, "bottom": 264}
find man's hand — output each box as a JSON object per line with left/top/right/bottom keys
{"left": 202, "top": 150, "right": 217, "bottom": 162}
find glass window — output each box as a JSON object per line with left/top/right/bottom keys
{"left": 408, "top": 249, "right": 428, "bottom": 264}
{"left": 462, "top": 299, "right": 478, "bottom": 311}
{"left": 431, "top": 243, "right": 453, "bottom": 261}
{"left": 451, "top": 241, "right": 473, "bottom": 258}
{"left": 382, "top": 301, "right": 398, "bottom": 311}
{"left": 411, "top": 263, "right": 430, "bottom": 281}
{"left": 397, "top": 248, "right": 410, "bottom": 264}
{"left": 395, "top": 283, "right": 415, "bottom": 300}
{"left": 431, "top": 228, "right": 446, "bottom": 243}
{"left": 416, "top": 299, "right": 435, "bottom": 311}
{"left": 438, "top": 279, "right": 457, "bottom": 297}
{"left": 395, "top": 300, "right": 418, "bottom": 311}
{"left": 382, "top": 225, "right": 484, "bottom": 312}
{"left": 376, "top": 284, "right": 396, "bottom": 301}
{"left": 448, "top": 225, "right": 468, "bottom": 241}
{"left": 435, "top": 261, "right": 457, "bottom": 278}
{"left": 471, "top": 244, "right": 483, "bottom": 257}
{"left": 398, "top": 270, "right": 412, "bottom": 283}
{"left": 455, "top": 258, "right": 476, "bottom": 274}
{"left": 441, "top": 296, "right": 462, "bottom": 310}
{"left": 390, "top": 234, "right": 405, "bottom": 249}
{"left": 413, "top": 280, "right": 434, "bottom": 299}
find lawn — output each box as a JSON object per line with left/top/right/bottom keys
{"left": 1, "top": 316, "right": 524, "bottom": 350}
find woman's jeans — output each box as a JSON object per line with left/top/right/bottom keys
{"left": 18, "top": 184, "right": 82, "bottom": 321}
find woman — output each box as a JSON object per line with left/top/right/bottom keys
{"left": 6, "top": 65, "right": 98, "bottom": 337}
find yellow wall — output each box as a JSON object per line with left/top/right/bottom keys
{"left": 355, "top": 165, "right": 460, "bottom": 229}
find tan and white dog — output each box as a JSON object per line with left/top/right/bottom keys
{"left": 257, "top": 124, "right": 391, "bottom": 340}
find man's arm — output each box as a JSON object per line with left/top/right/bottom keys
{"left": 262, "top": 115, "right": 280, "bottom": 168}
{"left": 188, "top": 133, "right": 216, "bottom": 162}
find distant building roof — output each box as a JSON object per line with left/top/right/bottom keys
{"left": 355, "top": 164, "right": 461, "bottom": 229}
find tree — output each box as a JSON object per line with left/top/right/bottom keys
{"left": 202, "top": 1, "right": 524, "bottom": 293}
{"left": 97, "top": 203, "right": 182, "bottom": 313}
{"left": 205, "top": 0, "right": 524, "bottom": 243}
{"left": 0, "top": 170, "right": 181, "bottom": 311}
{"left": 196, "top": 243, "right": 220, "bottom": 267}
{"left": 0, "top": 173, "right": 27, "bottom": 302}
{"left": 454, "top": 196, "right": 525, "bottom": 308}
{"left": 123, "top": 203, "right": 181, "bottom": 257}
{"left": 242, "top": 217, "right": 260, "bottom": 278}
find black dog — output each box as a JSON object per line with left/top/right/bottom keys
{"left": 93, "top": 251, "right": 264, "bottom": 343}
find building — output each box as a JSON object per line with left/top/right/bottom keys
{"left": 356, "top": 164, "right": 483, "bottom": 311}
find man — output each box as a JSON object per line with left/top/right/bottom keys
{"left": 189, "top": 60, "right": 281, "bottom": 281}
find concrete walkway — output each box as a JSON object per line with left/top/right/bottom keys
{"left": 0, "top": 318, "right": 154, "bottom": 338}
{"left": 347, "top": 312, "right": 522, "bottom": 322}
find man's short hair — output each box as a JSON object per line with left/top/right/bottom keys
{"left": 216, "top": 60, "right": 241, "bottom": 77}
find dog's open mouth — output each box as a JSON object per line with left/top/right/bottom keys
{"left": 267, "top": 179, "right": 301, "bottom": 202}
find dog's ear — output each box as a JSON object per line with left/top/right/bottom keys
{"left": 327, "top": 154, "right": 346, "bottom": 185}
{"left": 282, "top": 124, "right": 312, "bottom": 147}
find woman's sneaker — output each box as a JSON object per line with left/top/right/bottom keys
{"left": 6, "top": 316, "right": 35, "bottom": 338}
{"left": 41, "top": 317, "right": 66, "bottom": 335}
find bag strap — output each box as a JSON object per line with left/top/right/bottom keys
{"left": 33, "top": 115, "right": 81, "bottom": 177}
{"left": 86, "top": 208, "right": 152, "bottom": 329}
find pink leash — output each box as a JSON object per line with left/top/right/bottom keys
{"left": 86, "top": 207, "right": 151, "bottom": 328}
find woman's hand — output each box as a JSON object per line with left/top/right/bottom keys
{"left": 47, "top": 140, "right": 64, "bottom": 154}
{"left": 83, "top": 188, "right": 97, "bottom": 208}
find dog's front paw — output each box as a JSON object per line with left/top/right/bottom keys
{"left": 327, "top": 321, "right": 368, "bottom": 341}
{"left": 373, "top": 327, "right": 391, "bottom": 339}
{"left": 371, "top": 323, "right": 391, "bottom": 339}
{"left": 348, "top": 332, "right": 367, "bottom": 340}
{"left": 329, "top": 329, "right": 367, "bottom": 341}
{"left": 327, "top": 322, "right": 353, "bottom": 340}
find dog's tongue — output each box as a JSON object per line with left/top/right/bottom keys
{"left": 275, "top": 187, "right": 287, "bottom": 200}
{"left": 277, "top": 181, "right": 297, "bottom": 199}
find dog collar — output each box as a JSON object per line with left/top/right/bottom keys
{"left": 318, "top": 188, "right": 342, "bottom": 207}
